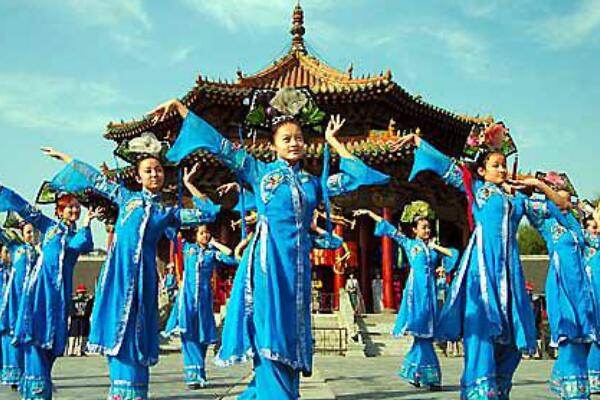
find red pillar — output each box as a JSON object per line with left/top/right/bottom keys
{"left": 381, "top": 207, "right": 394, "bottom": 310}
{"left": 359, "top": 217, "right": 373, "bottom": 312}
{"left": 333, "top": 223, "right": 345, "bottom": 309}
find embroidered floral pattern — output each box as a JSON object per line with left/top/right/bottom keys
{"left": 20, "top": 376, "right": 52, "bottom": 399}
{"left": 550, "top": 374, "right": 590, "bottom": 399}
{"left": 462, "top": 377, "right": 498, "bottom": 400}
{"left": 109, "top": 380, "right": 148, "bottom": 400}
{"left": 442, "top": 164, "right": 463, "bottom": 188}
{"left": 260, "top": 171, "right": 286, "bottom": 204}
{"left": 399, "top": 361, "right": 441, "bottom": 386}
{"left": 551, "top": 223, "right": 567, "bottom": 242}
{"left": 589, "top": 370, "right": 600, "bottom": 394}
{"left": 475, "top": 185, "right": 502, "bottom": 208}
{"left": 0, "top": 365, "right": 21, "bottom": 385}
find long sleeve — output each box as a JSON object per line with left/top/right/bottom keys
{"left": 441, "top": 247, "right": 460, "bottom": 273}
{"left": 50, "top": 159, "right": 128, "bottom": 204}
{"left": 216, "top": 251, "right": 238, "bottom": 267}
{"left": 312, "top": 231, "right": 343, "bottom": 250}
{"left": 167, "top": 112, "right": 263, "bottom": 187}
{"left": 523, "top": 197, "right": 551, "bottom": 230}
{"left": 0, "top": 186, "right": 54, "bottom": 233}
{"left": 192, "top": 196, "right": 222, "bottom": 218}
{"left": 326, "top": 157, "right": 389, "bottom": 197}
{"left": 374, "top": 219, "right": 408, "bottom": 248}
{"left": 176, "top": 207, "right": 218, "bottom": 229}
{"left": 68, "top": 226, "right": 94, "bottom": 254}
{"left": 409, "top": 139, "right": 465, "bottom": 192}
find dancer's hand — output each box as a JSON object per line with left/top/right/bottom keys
{"left": 148, "top": 99, "right": 188, "bottom": 123}
{"left": 217, "top": 182, "right": 240, "bottom": 197}
{"left": 83, "top": 207, "right": 104, "bottom": 227}
{"left": 389, "top": 133, "right": 421, "bottom": 152}
{"left": 325, "top": 114, "right": 346, "bottom": 142}
{"left": 183, "top": 164, "right": 199, "bottom": 184}
{"left": 41, "top": 147, "right": 72, "bottom": 163}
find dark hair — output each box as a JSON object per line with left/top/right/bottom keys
{"left": 471, "top": 150, "right": 506, "bottom": 179}
{"left": 270, "top": 119, "right": 303, "bottom": 143}
{"left": 55, "top": 194, "right": 79, "bottom": 217}
{"left": 134, "top": 155, "right": 162, "bottom": 175}
{"left": 584, "top": 217, "right": 597, "bottom": 227}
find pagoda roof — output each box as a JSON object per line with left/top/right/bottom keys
{"left": 105, "top": 4, "right": 475, "bottom": 142}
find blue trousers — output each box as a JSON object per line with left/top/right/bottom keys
{"left": 20, "top": 344, "right": 55, "bottom": 400}
{"left": 399, "top": 337, "right": 441, "bottom": 386}
{"left": 1, "top": 333, "right": 22, "bottom": 385}
{"left": 107, "top": 317, "right": 148, "bottom": 400}
{"left": 589, "top": 343, "right": 600, "bottom": 394}
{"left": 461, "top": 277, "right": 522, "bottom": 399}
{"left": 550, "top": 341, "right": 590, "bottom": 399}
{"left": 181, "top": 338, "right": 208, "bottom": 385}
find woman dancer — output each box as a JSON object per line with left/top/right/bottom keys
{"left": 527, "top": 172, "right": 597, "bottom": 399}
{"left": 44, "top": 138, "right": 220, "bottom": 400}
{"left": 393, "top": 124, "right": 567, "bottom": 399}
{"left": 583, "top": 209, "right": 600, "bottom": 394}
{"left": 0, "top": 185, "right": 97, "bottom": 399}
{"left": 354, "top": 201, "right": 458, "bottom": 390}
{"left": 153, "top": 87, "right": 390, "bottom": 399}
{"left": 0, "top": 220, "right": 38, "bottom": 389}
{"left": 162, "top": 166, "right": 237, "bottom": 389}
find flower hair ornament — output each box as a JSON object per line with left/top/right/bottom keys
{"left": 400, "top": 200, "right": 436, "bottom": 224}
{"left": 243, "top": 87, "right": 326, "bottom": 141}
{"left": 535, "top": 171, "right": 577, "bottom": 196}
{"left": 114, "top": 131, "right": 172, "bottom": 165}
{"left": 463, "top": 121, "right": 517, "bottom": 163}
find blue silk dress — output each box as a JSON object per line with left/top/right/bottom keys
{"left": 409, "top": 140, "right": 541, "bottom": 399}
{"left": 374, "top": 219, "right": 458, "bottom": 387}
{"left": 166, "top": 111, "right": 390, "bottom": 399}
{"left": 584, "top": 232, "right": 600, "bottom": 394}
{"left": 49, "top": 160, "right": 219, "bottom": 400}
{"left": 0, "top": 186, "right": 93, "bottom": 399}
{"left": 163, "top": 241, "right": 237, "bottom": 386}
{"left": 0, "top": 229, "right": 38, "bottom": 386}
{"left": 528, "top": 203, "right": 597, "bottom": 399}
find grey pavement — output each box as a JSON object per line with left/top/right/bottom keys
{"left": 0, "top": 352, "right": 578, "bottom": 399}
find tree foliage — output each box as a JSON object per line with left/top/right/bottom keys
{"left": 518, "top": 224, "right": 548, "bottom": 255}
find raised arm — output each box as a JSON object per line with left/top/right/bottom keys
{"left": 154, "top": 99, "right": 263, "bottom": 187}
{"left": 0, "top": 186, "right": 54, "bottom": 233}
{"left": 45, "top": 149, "right": 127, "bottom": 205}
{"left": 354, "top": 209, "right": 408, "bottom": 247}
{"left": 68, "top": 207, "right": 99, "bottom": 254}
{"left": 393, "top": 134, "right": 466, "bottom": 192}
{"left": 517, "top": 178, "right": 569, "bottom": 211}
{"left": 183, "top": 164, "right": 207, "bottom": 200}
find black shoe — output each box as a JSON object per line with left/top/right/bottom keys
{"left": 409, "top": 381, "right": 421, "bottom": 388}
{"left": 429, "top": 384, "right": 442, "bottom": 391}
{"left": 10, "top": 384, "right": 18, "bottom": 392}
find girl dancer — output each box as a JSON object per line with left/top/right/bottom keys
{"left": 153, "top": 87, "right": 390, "bottom": 399}
{"left": 393, "top": 124, "right": 567, "bottom": 399}
{"left": 43, "top": 137, "right": 220, "bottom": 400}
{"left": 354, "top": 202, "right": 458, "bottom": 390}
{"left": 0, "top": 185, "right": 97, "bottom": 399}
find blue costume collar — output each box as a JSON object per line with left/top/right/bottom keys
{"left": 273, "top": 157, "right": 302, "bottom": 173}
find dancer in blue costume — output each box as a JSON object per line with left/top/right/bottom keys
{"left": 162, "top": 166, "right": 237, "bottom": 389}
{"left": 583, "top": 212, "right": 600, "bottom": 394}
{"left": 151, "top": 87, "right": 390, "bottom": 399}
{"left": 527, "top": 172, "right": 597, "bottom": 399}
{"left": 353, "top": 201, "right": 459, "bottom": 390}
{"left": 0, "top": 243, "right": 9, "bottom": 375}
{"left": 0, "top": 185, "right": 97, "bottom": 399}
{"left": 42, "top": 137, "right": 220, "bottom": 400}
{"left": 392, "top": 124, "right": 569, "bottom": 400}
{"left": 0, "top": 221, "right": 38, "bottom": 389}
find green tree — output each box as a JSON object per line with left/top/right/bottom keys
{"left": 518, "top": 224, "right": 547, "bottom": 255}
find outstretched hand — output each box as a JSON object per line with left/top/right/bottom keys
{"left": 84, "top": 206, "right": 104, "bottom": 226}
{"left": 183, "top": 164, "right": 199, "bottom": 183}
{"left": 41, "top": 147, "right": 72, "bottom": 163}
{"left": 148, "top": 99, "right": 187, "bottom": 124}
{"left": 352, "top": 209, "right": 370, "bottom": 217}
{"left": 389, "top": 133, "right": 421, "bottom": 152}
{"left": 325, "top": 114, "right": 346, "bottom": 142}
{"left": 217, "top": 182, "right": 240, "bottom": 197}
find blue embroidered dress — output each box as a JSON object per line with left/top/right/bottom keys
{"left": 163, "top": 241, "right": 237, "bottom": 385}
{"left": 408, "top": 140, "right": 542, "bottom": 399}
{"left": 374, "top": 219, "right": 458, "bottom": 386}
{"left": 49, "top": 160, "right": 219, "bottom": 400}
{"left": 0, "top": 186, "right": 93, "bottom": 399}
{"left": 166, "top": 111, "right": 390, "bottom": 398}
{"left": 528, "top": 203, "right": 596, "bottom": 399}
{"left": 584, "top": 232, "right": 600, "bottom": 394}
{"left": 0, "top": 229, "right": 38, "bottom": 385}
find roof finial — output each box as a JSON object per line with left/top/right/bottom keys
{"left": 290, "top": 1, "right": 307, "bottom": 54}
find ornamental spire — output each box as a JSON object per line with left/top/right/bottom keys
{"left": 290, "top": 1, "right": 307, "bottom": 54}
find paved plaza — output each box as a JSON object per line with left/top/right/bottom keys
{"left": 0, "top": 352, "right": 574, "bottom": 399}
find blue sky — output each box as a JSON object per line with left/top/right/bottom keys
{"left": 1, "top": 0, "right": 599, "bottom": 244}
